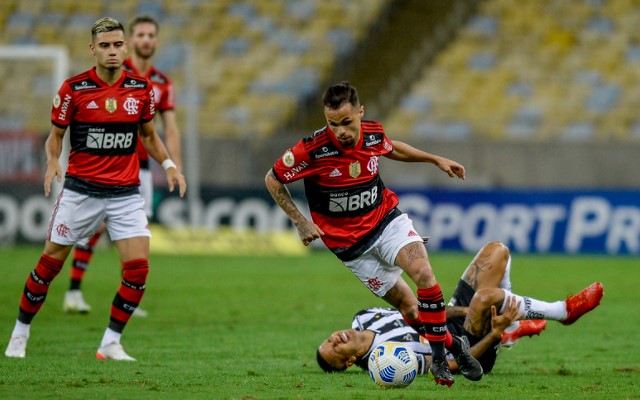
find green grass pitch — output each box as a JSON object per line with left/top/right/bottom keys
{"left": 0, "top": 246, "right": 638, "bottom": 399}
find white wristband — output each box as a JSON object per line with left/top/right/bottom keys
{"left": 162, "top": 159, "right": 177, "bottom": 170}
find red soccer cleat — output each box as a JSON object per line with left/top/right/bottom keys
{"left": 501, "top": 319, "right": 547, "bottom": 347}
{"left": 561, "top": 282, "right": 604, "bottom": 325}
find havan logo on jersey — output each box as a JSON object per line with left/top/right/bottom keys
{"left": 53, "top": 93, "right": 72, "bottom": 121}
{"left": 86, "top": 128, "right": 134, "bottom": 149}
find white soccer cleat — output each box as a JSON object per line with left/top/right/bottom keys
{"left": 63, "top": 290, "right": 92, "bottom": 314}
{"left": 5, "top": 335, "right": 28, "bottom": 358}
{"left": 96, "top": 342, "right": 136, "bottom": 361}
{"left": 132, "top": 307, "right": 148, "bottom": 318}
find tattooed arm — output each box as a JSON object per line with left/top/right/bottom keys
{"left": 265, "top": 169, "right": 324, "bottom": 246}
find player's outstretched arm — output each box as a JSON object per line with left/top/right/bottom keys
{"left": 387, "top": 140, "right": 465, "bottom": 180}
{"left": 139, "top": 120, "right": 186, "bottom": 197}
{"left": 43, "top": 125, "right": 66, "bottom": 197}
{"left": 265, "top": 169, "right": 324, "bottom": 246}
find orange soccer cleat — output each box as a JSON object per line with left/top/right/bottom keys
{"left": 561, "top": 282, "right": 604, "bottom": 325}
{"left": 501, "top": 319, "right": 547, "bottom": 347}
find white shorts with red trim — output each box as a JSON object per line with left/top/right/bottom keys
{"left": 343, "top": 213, "right": 423, "bottom": 297}
{"left": 47, "top": 189, "right": 150, "bottom": 246}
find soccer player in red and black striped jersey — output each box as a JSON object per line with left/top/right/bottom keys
{"left": 4, "top": 17, "right": 186, "bottom": 361}
{"left": 63, "top": 16, "right": 183, "bottom": 317}
{"left": 265, "top": 81, "right": 480, "bottom": 386}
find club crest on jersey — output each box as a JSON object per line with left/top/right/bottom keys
{"left": 282, "top": 150, "right": 295, "bottom": 168}
{"left": 105, "top": 98, "right": 117, "bottom": 113}
{"left": 123, "top": 97, "right": 139, "bottom": 115}
{"left": 367, "top": 156, "right": 379, "bottom": 175}
{"left": 349, "top": 161, "right": 361, "bottom": 178}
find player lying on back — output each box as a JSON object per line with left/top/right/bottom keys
{"left": 317, "top": 241, "right": 603, "bottom": 375}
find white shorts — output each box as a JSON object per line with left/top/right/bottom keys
{"left": 139, "top": 168, "right": 153, "bottom": 218}
{"left": 47, "top": 189, "right": 150, "bottom": 246}
{"left": 343, "top": 213, "right": 424, "bottom": 297}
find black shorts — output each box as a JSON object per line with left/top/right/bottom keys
{"left": 446, "top": 279, "right": 500, "bottom": 373}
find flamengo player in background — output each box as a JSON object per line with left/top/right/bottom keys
{"left": 265, "top": 81, "right": 481, "bottom": 387}
{"left": 62, "top": 15, "right": 183, "bottom": 317}
{"left": 4, "top": 17, "right": 186, "bottom": 361}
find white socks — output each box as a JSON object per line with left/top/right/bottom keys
{"left": 100, "top": 328, "right": 122, "bottom": 348}
{"left": 499, "top": 256, "right": 513, "bottom": 291}
{"left": 500, "top": 289, "right": 568, "bottom": 321}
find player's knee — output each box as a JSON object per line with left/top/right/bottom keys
{"left": 122, "top": 258, "right": 149, "bottom": 284}
{"left": 471, "top": 288, "right": 502, "bottom": 309}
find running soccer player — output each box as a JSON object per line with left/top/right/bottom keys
{"left": 4, "top": 17, "right": 186, "bottom": 361}
{"left": 266, "top": 81, "right": 481, "bottom": 386}
{"left": 63, "top": 15, "right": 183, "bottom": 317}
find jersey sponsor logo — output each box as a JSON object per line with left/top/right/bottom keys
{"left": 57, "top": 94, "right": 72, "bottom": 121}
{"left": 364, "top": 134, "right": 383, "bottom": 147}
{"left": 349, "top": 161, "right": 361, "bottom": 178}
{"left": 71, "top": 80, "right": 99, "bottom": 91}
{"left": 282, "top": 150, "right": 295, "bottom": 167}
{"left": 86, "top": 100, "right": 99, "bottom": 109}
{"left": 86, "top": 130, "right": 135, "bottom": 149}
{"left": 328, "top": 185, "right": 378, "bottom": 213}
{"left": 329, "top": 168, "right": 342, "bottom": 177}
{"left": 123, "top": 97, "right": 139, "bottom": 115}
{"left": 367, "top": 156, "right": 379, "bottom": 175}
{"left": 282, "top": 161, "right": 309, "bottom": 181}
{"left": 310, "top": 146, "right": 340, "bottom": 160}
{"left": 123, "top": 79, "right": 146, "bottom": 88}
{"left": 53, "top": 94, "right": 61, "bottom": 108}
{"left": 105, "top": 98, "right": 117, "bottom": 113}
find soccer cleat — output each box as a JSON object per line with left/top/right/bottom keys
{"left": 453, "top": 335, "right": 483, "bottom": 381}
{"left": 96, "top": 342, "right": 136, "bottom": 361}
{"left": 501, "top": 320, "right": 547, "bottom": 347}
{"left": 5, "top": 335, "right": 28, "bottom": 358}
{"left": 63, "top": 290, "right": 91, "bottom": 314}
{"left": 430, "top": 357, "right": 454, "bottom": 387}
{"left": 132, "top": 307, "right": 148, "bottom": 318}
{"left": 561, "top": 282, "right": 604, "bottom": 325}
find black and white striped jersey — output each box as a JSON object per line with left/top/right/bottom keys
{"left": 351, "top": 307, "right": 432, "bottom": 374}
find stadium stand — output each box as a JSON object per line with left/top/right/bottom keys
{"left": 0, "top": 0, "right": 390, "bottom": 138}
{"left": 383, "top": 0, "right": 640, "bottom": 141}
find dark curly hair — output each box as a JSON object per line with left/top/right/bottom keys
{"left": 316, "top": 348, "right": 347, "bottom": 373}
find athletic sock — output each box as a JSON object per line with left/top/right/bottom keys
{"left": 69, "top": 230, "right": 102, "bottom": 290}
{"left": 19, "top": 254, "right": 64, "bottom": 324}
{"left": 417, "top": 283, "right": 451, "bottom": 359}
{"left": 500, "top": 289, "right": 568, "bottom": 320}
{"left": 108, "top": 259, "right": 148, "bottom": 333}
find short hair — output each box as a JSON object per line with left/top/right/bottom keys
{"left": 322, "top": 81, "right": 360, "bottom": 110}
{"left": 316, "top": 348, "right": 347, "bottom": 373}
{"left": 129, "top": 15, "right": 159, "bottom": 35}
{"left": 91, "top": 17, "right": 125, "bottom": 41}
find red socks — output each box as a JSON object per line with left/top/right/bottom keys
{"left": 19, "top": 254, "right": 64, "bottom": 323}
{"left": 108, "top": 258, "right": 148, "bottom": 333}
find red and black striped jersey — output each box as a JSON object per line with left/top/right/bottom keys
{"left": 123, "top": 58, "right": 174, "bottom": 165}
{"left": 51, "top": 66, "right": 155, "bottom": 196}
{"left": 272, "top": 121, "right": 400, "bottom": 259}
